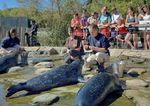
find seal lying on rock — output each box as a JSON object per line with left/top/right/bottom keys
{"left": 0, "top": 54, "right": 18, "bottom": 73}
{"left": 75, "top": 72, "right": 122, "bottom": 106}
{"left": 6, "top": 59, "right": 84, "bottom": 97}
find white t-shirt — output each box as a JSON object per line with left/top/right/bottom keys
{"left": 87, "top": 17, "right": 97, "bottom": 25}
{"left": 111, "top": 12, "right": 123, "bottom": 23}
{"left": 143, "top": 14, "right": 150, "bottom": 20}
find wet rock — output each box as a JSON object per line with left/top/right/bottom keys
{"left": 31, "top": 93, "right": 59, "bottom": 105}
{"left": 31, "top": 57, "right": 52, "bottom": 64}
{"left": 34, "top": 62, "right": 54, "bottom": 68}
{"left": 23, "top": 66, "right": 36, "bottom": 73}
{"left": 127, "top": 68, "right": 147, "bottom": 76}
{"left": 124, "top": 90, "right": 150, "bottom": 106}
{"left": 126, "top": 79, "right": 149, "bottom": 88}
{"left": 8, "top": 66, "right": 23, "bottom": 73}
{"left": 49, "top": 48, "right": 59, "bottom": 55}
{"left": 35, "top": 68, "right": 51, "bottom": 75}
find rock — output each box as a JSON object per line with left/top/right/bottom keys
{"left": 124, "top": 90, "right": 150, "bottom": 106}
{"left": 34, "top": 62, "right": 54, "bottom": 68}
{"left": 23, "top": 66, "right": 36, "bottom": 73}
{"left": 31, "top": 93, "right": 59, "bottom": 105}
{"left": 49, "top": 48, "right": 59, "bottom": 55}
{"left": 127, "top": 68, "right": 147, "bottom": 76}
{"left": 31, "top": 57, "right": 52, "bottom": 64}
{"left": 35, "top": 68, "right": 51, "bottom": 75}
{"left": 144, "top": 76, "right": 150, "bottom": 83}
{"left": 126, "top": 79, "right": 149, "bottom": 88}
{"left": 60, "top": 48, "right": 67, "bottom": 55}
{"left": 8, "top": 66, "right": 23, "bottom": 73}
{"left": 130, "top": 57, "right": 146, "bottom": 64}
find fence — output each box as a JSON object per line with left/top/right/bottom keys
{"left": 0, "top": 16, "right": 28, "bottom": 46}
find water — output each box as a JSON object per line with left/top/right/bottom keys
{"left": 0, "top": 85, "right": 8, "bottom": 106}
{"left": 0, "top": 56, "right": 149, "bottom": 106}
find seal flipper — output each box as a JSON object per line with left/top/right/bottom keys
{"left": 77, "top": 76, "right": 87, "bottom": 83}
{"left": 6, "top": 82, "right": 26, "bottom": 97}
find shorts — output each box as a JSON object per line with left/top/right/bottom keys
{"left": 127, "top": 25, "right": 138, "bottom": 33}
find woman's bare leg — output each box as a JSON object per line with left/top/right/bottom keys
{"left": 125, "top": 33, "right": 134, "bottom": 49}
{"left": 146, "top": 32, "right": 150, "bottom": 49}
{"left": 133, "top": 33, "right": 138, "bottom": 49}
{"left": 144, "top": 31, "right": 148, "bottom": 50}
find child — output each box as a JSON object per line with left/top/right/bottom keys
{"left": 115, "top": 19, "right": 128, "bottom": 48}
{"left": 64, "top": 26, "right": 82, "bottom": 64}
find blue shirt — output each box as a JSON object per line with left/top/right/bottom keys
{"left": 87, "top": 33, "right": 110, "bottom": 55}
{"left": 1, "top": 36, "right": 20, "bottom": 49}
{"left": 98, "top": 12, "right": 111, "bottom": 25}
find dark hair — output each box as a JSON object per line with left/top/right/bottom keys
{"left": 74, "top": 13, "right": 79, "bottom": 16}
{"left": 68, "top": 26, "right": 74, "bottom": 33}
{"left": 88, "top": 24, "right": 99, "bottom": 31}
{"left": 8, "top": 28, "right": 17, "bottom": 37}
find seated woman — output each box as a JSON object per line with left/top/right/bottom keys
{"left": 64, "top": 27, "right": 82, "bottom": 64}
{"left": 115, "top": 19, "right": 128, "bottom": 48}
{"left": 0, "top": 28, "right": 28, "bottom": 66}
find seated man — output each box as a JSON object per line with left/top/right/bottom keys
{"left": 0, "top": 28, "right": 28, "bottom": 66}
{"left": 83, "top": 24, "right": 110, "bottom": 72}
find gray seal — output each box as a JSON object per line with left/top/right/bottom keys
{"left": 6, "top": 59, "right": 84, "bottom": 97}
{"left": 0, "top": 55, "right": 18, "bottom": 73}
{"left": 75, "top": 72, "right": 121, "bottom": 106}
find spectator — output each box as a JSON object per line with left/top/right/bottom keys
{"left": 71, "top": 13, "right": 83, "bottom": 38}
{"left": 111, "top": 7, "right": 123, "bottom": 24}
{"left": 142, "top": 5, "right": 150, "bottom": 49}
{"left": 110, "top": 7, "right": 123, "bottom": 42}
{"left": 87, "top": 12, "right": 98, "bottom": 25}
{"left": 64, "top": 26, "right": 83, "bottom": 64}
{"left": 125, "top": 7, "right": 138, "bottom": 49}
{"left": 83, "top": 24, "right": 110, "bottom": 72}
{"left": 25, "top": 20, "right": 39, "bottom": 46}
{"left": 0, "top": 28, "right": 28, "bottom": 66}
{"left": 115, "top": 18, "right": 128, "bottom": 48}
{"left": 80, "top": 9, "right": 89, "bottom": 37}
{"left": 98, "top": 5, "right": 111, "bottom": 38}
{"left": 137, "top": 6, "right": 145, "bottom": 48}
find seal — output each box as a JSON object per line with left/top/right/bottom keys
{"left": 75, "top": 72, "right": 122, "bottom": 106}
{"left": 0, "top": 55, "right": 18, "bottom": 73}
{"left": 6, "top": 59, "right": 84, "bottom": 97}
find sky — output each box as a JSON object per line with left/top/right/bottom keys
{"left": 0, "top": 0, "right": 87, "bottom": 10}
{"left": 0, "top": 0, "right": 21, "bottom": 10}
